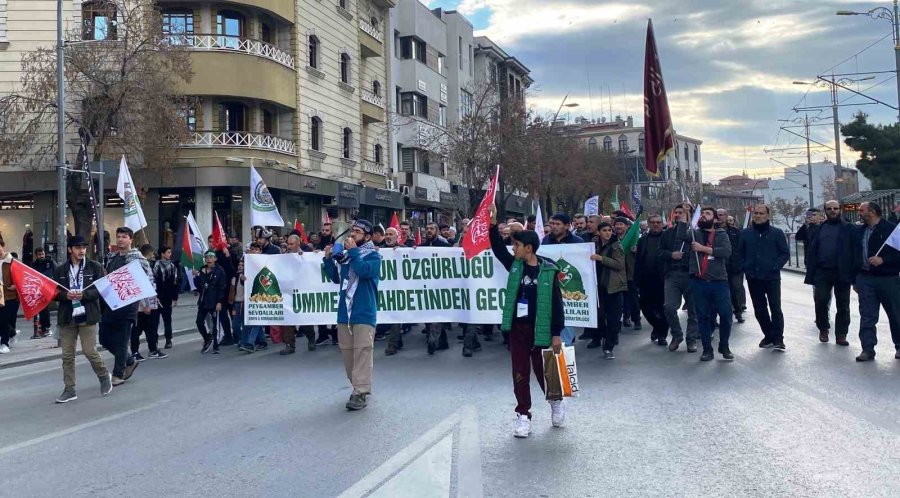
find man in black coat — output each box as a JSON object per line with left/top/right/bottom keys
{"left": 718, "top": 210, "right": 746, "bottom": 323}
{"left": 851, "top": 202, "right": 900, "bottom": 361}
{"left": 193, "top": 250, "right": 228, "bottom": 354}
{"left": 30, "top": 247, "right": 56, "bottom": 338}
{"left": 804, "top": 200, "right": 855, "bottom": 346}
{"left": 420, "top": 222, "right": 453, "bottom": 354}
{"left": 634, "top": 214, "right": 668, "bottom": 345}
{"left": 738, "top": 204, "right": 790, "bottom": 351}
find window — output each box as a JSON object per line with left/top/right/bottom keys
{"left": 217, "top": 101, "right": 246, "bottom": 132}
{"left": 217, "top": 10, "right": 244, "bottom": 49}
{"left": 618, "top": 135, "right": 628, "bottom": 153}
{"left": 308, "top": 35, "right": 319, "bottom": 68}
{"left": 400, "top": 37, "right": 426, "bottom": 63}
{"left": 401, "top": 37, "right": 412, "bottom": 59}
{"left": 400, "top": 92, "right": 427, "bottom": 119}
{"left": 0, "top": 0, "right": 7, "bottom": 46}
{"left": 684, "top": 143, "right": 689, "bottom": 161}
{"left": 638, "top": 133, "right": 645, "bottom": 153}
{"left": 82, "top": 1, "right": 117, "bottom": 41}
{"left": 261, "top": 22, "right": 272, "bottom": 44}
{"left": 343, "top": 127, "right": 352, "bottom": 159}
{"left": 603, "top": 136, "right": 612, "bottom": 152}
{"left": 339, "top": 0, "right": 347, "bottom": 9}
{"left": 372, "top": 80, "right": 381, "bottom": 97}
{"left": 588, "top": 137, "right": 598, "bottom": 151}
{"left": 439, "top": 106, "right": 447, "bottom": 127}
{"left": 419, "top": 150, "right": 431, "bottom": 175}
{"left": 262, "top": 109, "right": 274, "bottom": 135}
{"left": 310, "top": 116, "right": 322, "bottom": 151}
{"left": 469, "top": 45, "right": 473, "bottom": 76}
{"left": 415, "top": 40, "right": 426, "bottom": 63}
{"left": 489, "top": 63, "right": 498, "bottom": 88}
{"left": 178, "top": 105, "right": 196, "bottom": 132}
{"left": 458, "top": 37, "right": 463, "bottom": 69}
{"left": 460, "top": 90, "right": 473, "bottom": 119}
{"left": 340, "top": 53, "right": 351, "bottom": 84}
{"left": 438, "top": 54, "right": 445, "bottom": 75}
{"left": 162, "top": 10, "right": 193, "bottom": 45}
{"left": 374, "top": 144, "right": 383, "bottom": 164}
{"left": 694, "top": 145, "right": 699, "bottom": 163}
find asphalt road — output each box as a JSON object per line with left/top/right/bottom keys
{"left": 0, "top": 271, "right": 898, "bottom": 497}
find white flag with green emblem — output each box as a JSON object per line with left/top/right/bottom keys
{"left": 116, "top": 156, "right": 147, "bottom": 232}
{"left": 250, "top": 166, "right": 284, "bottom": 228}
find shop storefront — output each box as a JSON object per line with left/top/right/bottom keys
{"left": 359, "top": 187, "right": 403, "bottom": 226}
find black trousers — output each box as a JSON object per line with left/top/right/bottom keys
{"left": 159, "top": 298, "right": 175, "bottom": 341}
{"left": 218, "top": 305, "right": 232, "bottom": 342}
{"left": 747, "top": 278, "right": 784, "bottom": 343}
{"left": 131, "top": 310, "right": 160, "bottom": 354}
{"left": 0, "top": 299, "right": 19, "bottom": 346}
{"left": 624, "top": 281, "right": 641, "bottom": 324}
{"left": 728, "top": 272, "right": 746, "bottom": 314}
{"left": 638, "top": 279, "right": 667, "bottom": 337}
{"left": 588, "top": 289, "right": 623, "bottom": 350}
{"left": 318, "top": 324, "right": 337, "bottom": 342}
{"left": 812, "top": 268, "right": 851, "bottom": 336}
{"left": 99, "top": 319, "right": 132, "bottom": 378}
{"left": 196, "top": 308, "right": 219, "bottom": 350}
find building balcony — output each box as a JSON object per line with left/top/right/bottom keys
{"left": 362, "top": 159, "right": 387, "bottom": 176}
{"left": 371, "top": 0, "right": 397, "bottom": 8}
{"left": 158, "top": 1, "right": 295, "bottom": 24}
{"left": 361, "top": 89, "right": 385, "bottom": 124}
{"left": 359, "top": 19, "right": 384, "bottom": 58}
{"left": 183, "top": 131, "right": 296, "bottom": 156}
{"left": 177, "top": 42, "right": 297, "bottom": 109}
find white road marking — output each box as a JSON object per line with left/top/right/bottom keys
{"left": 456, "top": 405, "right": 484, "bottom": 498}
{"left": 368, "top": 433, "right": 453, "bottom": 498}
{"left": 0, "top": 401, "right": 168, "bottom": 458}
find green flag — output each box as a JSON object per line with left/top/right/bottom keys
{"left": 620, "top": 218, "right": 641, "bottom": 253}
{"left": 610, "top": 186, "right": 620, "bottom": 211}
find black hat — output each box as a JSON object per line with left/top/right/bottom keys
{"left": 68, "top": 235, "right": 88, "bottom": 248}
{"left": 353, "top": 219, "right": 374, "bottom": 235}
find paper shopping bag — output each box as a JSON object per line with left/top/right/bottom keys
{"left": 542, "top": 349, "right": 564, "bottom": 401}
{"left": 558, "top": 346, "right": 579, "bottom": 397}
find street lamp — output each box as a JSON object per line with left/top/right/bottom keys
{"left": 837, "top": 1, "right": 900, "bottom": 123}
{"left": 793, "top": 75, "right": 874, "bottom": 202}
{"left": 552, "top": 93, "right": 580, "bottom": 124}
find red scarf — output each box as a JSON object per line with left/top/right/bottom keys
{"left": 698, "top": 230, "right": 715, "bottom": 279}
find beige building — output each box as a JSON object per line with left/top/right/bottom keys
{"left": 0, "top": 0, "right": 398, "bottom": 260}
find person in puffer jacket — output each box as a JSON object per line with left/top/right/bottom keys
{"left": 323, "top": 219, "right": 382, "bottom": 411}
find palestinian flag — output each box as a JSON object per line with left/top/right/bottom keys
{"left": 180, "top": 211, "right": 207, "bottom": 290}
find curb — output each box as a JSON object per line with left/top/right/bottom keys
{"left": 0, "top": 327, "right": 197, "bottom": 371}
{"left": 782, "top": 267, "right": 806, "bottom": 275}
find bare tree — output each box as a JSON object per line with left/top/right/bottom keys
{"left": 821, "top": 173, "right": 838, "bottom": 203}
{"left": 0, "top": 0, "right": 193, "bottom": 245}
{"left": 772, "top": 196, "right": 809, "bottom": 232}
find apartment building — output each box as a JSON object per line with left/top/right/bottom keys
{"left": 0, "top": 0, "right": 398, "bottom": 257}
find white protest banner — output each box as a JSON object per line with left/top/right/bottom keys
{"left": 584, "top": 196, "right": 600, "bottom": 217}
{"left": 243, "top": 245, "right": 597, "bottom": 327}
{"left": 93, "top": 260, "right": 157, "bottom": 310}
{"left": 116, "top": 156, "right": 148, "bottom": 232}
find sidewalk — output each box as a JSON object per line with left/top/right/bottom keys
{"left": 0, "top": 303, "right": 201, "bottom": 370}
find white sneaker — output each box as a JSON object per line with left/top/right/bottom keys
{"left": 513, "top": 414, "right": 531, "bottom": 438}
{"left": 0, "top": 344, "right": 9, "bottom": 354}
{"left": 550, "top": 399, "right": 566, "bottom": 428}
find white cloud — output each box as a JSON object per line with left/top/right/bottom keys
{"left": 670, "top": 13, "right": 829, "bottom": 53}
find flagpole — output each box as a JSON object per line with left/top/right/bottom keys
{"left": 12, "top": 260, "right": 70, "bottom": 293}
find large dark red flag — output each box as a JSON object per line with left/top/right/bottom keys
{"left": 294, "top": 219, "right": 308, "bottom": 244}
{"left": 10, "top": 260, "right": 59, "bottom": 320}
{"left": 211, "top": 212, "right": 228, "bottom": 251}
{"left": 415, "top": 227, "right": 422, "bottom": 247}
{"left": 643, "top": 19, "right": 675, "bottom": 178}
{"left": 462, "top": 166, "right": 499, "bottom": 260}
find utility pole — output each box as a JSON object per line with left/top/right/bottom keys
{"left": 829, "top": 79, "right": 843, "bottom": 202}
{"left": 803, "top": 114, "right": 815, "bottom": 208}
{"left": 56, "top": 0, "right": 67, "bottom": 264}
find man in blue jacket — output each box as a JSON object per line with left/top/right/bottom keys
{"left": 738, "top": 204, "right": 790, "bottom": 351}
{"left": 324, "top": 219, "right": 382, "bottom": 411}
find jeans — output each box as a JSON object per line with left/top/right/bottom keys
{"left": 231, "top": 306, "right": 244, "bottom": 343}
{"left": 159, "top": 298, "right": 175, "bottom": 341}
{"left": 560, "top": 327, "right": 576, "bottom": 346}
{"left": 99, "top": 319, "right": 133, "bottom": 378}
{"left": 664, "top": 271, "right": 698, "bottom": 342}
{"left": 747, "top": 278, "right": 784, "bottom": 343}
{"left": 0, "top": 299, "right": 19, "bottom": 346}
{"left": 855, "top": 273, "right": 900, "bottom": 352}
{"left": 812, "top": 268, "right": 851, "bottom": 336}
{"left": 132, "top": 310, "right": 160, "bottom": 354}
{"left": 638, "top": 278, "right": 667, "bottom": 338}
{"left": 509, "top": 322, "right": 545, "bottom": 418}
{"left": 690, "top": 279, "right": 733, "bottom": 352}
{"left": 728, "top": 272, "right": 746, "bottom": 314}
{"left": 60, "top": 324, "right": 108, "bottom": 389}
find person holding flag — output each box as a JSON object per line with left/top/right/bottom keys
{"left": 52, "top": 235, "right": 113, "bottom": 403}
{"left": 688, "top": 207, "right": 734, "bottom": 361}
{"left": 615, "top": 217, "right": 641, "bottom": 331}
{"left": 0, "top": 240, "right": 19, "bottom": 353}
{"left": 852, "top": 202, "right": 900, "bottom": 361}
{"left": 635, "top": 214, "right": 668, "bottom": 345}
{"left": 193, "top": 250, "right": 228, "bottom": 354}
{"left": 659, "top": 203, "right": 699, "bottom": 353}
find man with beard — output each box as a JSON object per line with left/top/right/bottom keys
{"left": 317, "top": 221, "right": 336, "bottom": 250}
{"left": 635, "top": 214, "right": 668, "bottom": 345}
{"left": 718, "top": 210, "right": 746, "bottom": 323}
{"left": 804, "top": 200, "right": 854, "bottom": 346}
{"left": 381, "top": 228, "right": 408, "bottom": 356}
{"left": 542, "top": 214, "right": 584, "bottom": 245}
{"left": 420, "top": 222, "right": 452, "bottom": 355}
{"left": 255, "top": 228, "right": 281, "bottom": 255}
{"left": 372, "top": 225, "right": 386, "bottom": 247}
{"left": 689, "top": 207, "right": 734, "bottom": 361}
{"left": 658, "top": 203, "right": 699, "bottom": 353}
{"left": 281, "top": 235, "right": 317, "bottom": 354}
{"left": 439, "top": 224, "right": 455, "bottom": 245}
{"left": 573, "top": 214, "right": 590, "bottom": 240}
{"left": 738, "top": 204, "right": 790, "bottom": 351}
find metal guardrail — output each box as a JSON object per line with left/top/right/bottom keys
{"left": 185, "top": 131, "right": 297, "bottom": 155}
{"left": 362, "top": 160, "right": 387, "bottom": 175}
{"left": 784, "top": 232, "right": 806, "bottom": 270}
{"left": 168, "top": 34, "right": 295, "bottom": 70}
{"left": 361, "top": 88, "right": 385, "bottom": 108}
{"left": 359, "top": 19, "right": 384, "bottom": 43}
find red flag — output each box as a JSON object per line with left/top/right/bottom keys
{"left": 643, "top": 19, "right": 675, "bottom": 178}
{"left": 462, "top": 166, "right": 499, "bottom": 260}
{"left": 415, "top": 227, "right": 422, "bottom": 247}
{"left": 620, "top": 200, "right": 635, "bottom": 220}
{"left": 294, "top": 219, "right": 308, "bottom": 244}
{"left": 389, "top": 212, "right": 400, "bottom": 231}
{"left": 10, "top": 260, "right": 59, "bottom": 320}
{"left": 325, "top": 211, "right": 332, "bottom": 225}
{"left": 211, "top": 212, "right": 228, "bottom": 251}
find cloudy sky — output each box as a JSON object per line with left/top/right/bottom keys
{"left": 425, "top": 0, "right": 900, "bottom": 182}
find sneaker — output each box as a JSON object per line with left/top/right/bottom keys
{"left": 100, "top": 373, "right": 113, "bottom": 396}
{"left": 111, "top": 376, "right": 125, "bottom": 386}
{"left": 212, "top": 349, "right": 220, "bottom": 354}
{"left": 202, "top": 340, "right": 213, "bottom": 354}
{"left": 219, "top": 339, "right": 234, "bottom": 347}
{"left": 331, "top": 338, "right": 339, "bottom": 346}
{"left": 346, "top": 393, "right": 368, "bottom": 411}
{"left": 307, "top": 341, "right": 316, "bottom": 352}
{"left": 0, "top": 344, "right": 9, "bottom": 354}
{"left": 513, "top": 414, "right": 531, "bottom": 438}
{"left": 123, "top": 360, "right": 139, "bottom": 380}
{"left": 668, "top": 339, "right": 682, "bottom": 352}
{"left": 856, "top": 350, "right": 876, "bottom": 362}
{"left": 44, "top": 328, "right": 53, "bottom": 338}
{"left": 735, "top": 313, "right": 745, "bottom": 323}
{"left": 132, "top": 352, "right": 146, "bottom": 363}
{"left": 55, "top": 389, "right": 77, "bottom": 404}
{"left": 773, "top": 343, "right": 786, "bottom": 352}
{"left": 759, "top": 339, "right": 774, "bottom": 349}
{"left": 315, "top": 335, "right": 331, "bottom": 346}
{"left": 148, "top": 350, "right": 168, "bottom": 359}
{"left": 164, "top": 340, "right": 173, "bottom": 349}
{"left": 657, "top": 338, "right": 668, "bottom": 346}
{"left": 686, "top": 342, "right": 698, "bottom": 353}
{"left": 603, "top": 350, "right": 615, "bottom": 360}
{"left": 255, "top": 343, "right": 268, "bottom": 351}
{"left": 279, "top": 346, "right": 295, "bottom": 355}
{"left": 238, "top": 344, "right": 254, "bottom": 353}
{"left": 550, "top": 399, "right": 566, "bottom": 428}
{"left": 650, "top": 332, "right": 658, "bottom": 342}
{"left": 700, "top": 350, "right": 714, "bottom": 361}
{"left": 718, "top": 344, "right": 734, "bottom": 361}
